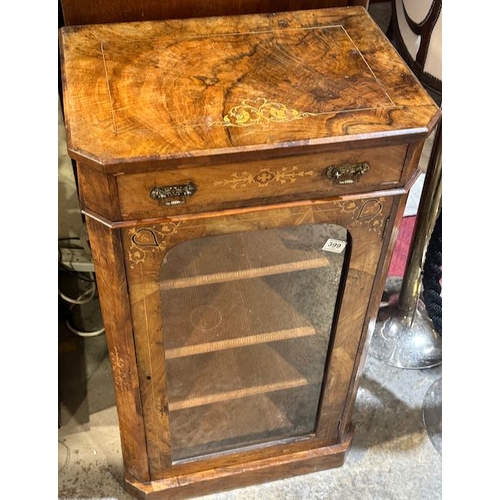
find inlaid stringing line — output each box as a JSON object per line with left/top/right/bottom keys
{"left": 341, "top": 27, "right": 396, "bottom": 107}
{"left": 100, "top": 42, "right": 118, "bottom": 135}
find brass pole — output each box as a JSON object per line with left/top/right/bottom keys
{"left": 399, "top": 120, "right": 442, "bottom": 324}
{"left": 369, "top": 120, "right": 442, "bottom": 369}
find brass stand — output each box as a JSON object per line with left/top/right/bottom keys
{"left": 370, "top": 122, "right": 442, "bottom": 369}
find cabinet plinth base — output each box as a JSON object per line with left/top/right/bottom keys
{"left": 125, "top": 430, "right": 353, "bottom": 500}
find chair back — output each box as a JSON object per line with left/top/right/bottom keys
{"left": 391, "top": 0, "right": 442, "bottom": 104}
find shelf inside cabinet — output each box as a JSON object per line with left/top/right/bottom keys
{"left": 166, "top": 339, "right": 326, "bottom": 411}
{"left": 163, "top": 270, "right": 334, "bottom": 358}
{"left": 170, "top": 384, "right": 321, "bottom": 461}
{"left": 161, "top": 224, "right": 347, "bottom": 358}
{"left": 160, "top": 257, "right": 331, "bottom": 290}
{"left": 161, "top": 225, "right": 347, "bottom": 287}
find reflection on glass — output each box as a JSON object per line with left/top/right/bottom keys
{"left": 159, "top": 224, "right": 347, "bottom": 461}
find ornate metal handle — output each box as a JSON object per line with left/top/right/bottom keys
{"left": 149, "top": 182, "right": 197, "bottom": 206}
{"left": 325, "top": 162, "right": 370, "bottom": 185}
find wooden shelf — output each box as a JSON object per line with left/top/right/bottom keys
{"left": 160, "top": 257, "right": 330, "bottom": 290}
{"left": 170, "top": 385, "right": 321, "bottom": 461}
{"left": 165, "top": 326, "right": 315, "bottom": 359}
{"left": 166, "top": 340, "right": 326, "bottom": 411}
{"left": 160, "top": 225, "right": 347, "bottom": 286}
{"left": 169, "top": 377, "right": 311, "bottom": 411}
{"left": 162, "top": 268, "right": 338, "bottom": 357}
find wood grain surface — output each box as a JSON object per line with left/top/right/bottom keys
{"left": 115, "top": 144, "right": 407, "bottom": 219}
{"left": 59, "top": 7, "right": 440, "bottom": 171}
{"left": 125, "top": 431, "right": 353, "bottom": 499}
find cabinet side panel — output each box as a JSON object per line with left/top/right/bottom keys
{"left": 345, "top": 208, "right": 403, "bottom": 439}
{"left": 85, "top": 217, "right": 150, "bottom": 481}
{"left": 336, "top": 181, "right": 414, "bottom": 438}
{"left": 77, "top": 163, "right": 121, "bottom": 221}
{"left": 330, "top": 156, "right": 422, "bottom": 439}
{"left": 313, "top": 197, "right": 389, "bottom": 440}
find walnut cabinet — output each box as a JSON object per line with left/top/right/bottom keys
{"left": 59, "top": 7, "right": 440, "bottom": 499}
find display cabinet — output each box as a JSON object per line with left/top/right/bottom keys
{"left": 59, "top": 7, "right": 440, "bottom": 499}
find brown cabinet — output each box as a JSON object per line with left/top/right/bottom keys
{"left": 59, "top": 7, "right": 440, "bottom": 499}
{"left": 58, "top": 0, "right": 369, "bottom": 25}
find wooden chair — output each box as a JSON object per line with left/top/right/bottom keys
{"left": 388, "top": 0, "right": 442, "bottom": 105}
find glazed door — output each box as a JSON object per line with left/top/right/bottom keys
{"left": 161, "top": 223, "right": 347, "bottom": 461}
{"left": 122, "top": 197, "right": 392, "bottom": 477}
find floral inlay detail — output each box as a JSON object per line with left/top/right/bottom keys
{"left": 127, "top": 223, "right": 181, "bottom": 268}
{"left": 108, "top": 347, "right": 130, "bottom": 392}
{"left": 338, "top": 198, "right": 386, "bottom": 234}
{"left": 214, "top": 166, "right": 314, "bottom": 189}
{"left": 210, "top": 97, "right": 321, "bottom": 127}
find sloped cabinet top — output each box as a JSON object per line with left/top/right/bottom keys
{"left": 59, "top": 7, "right": 440, "bottom": 172}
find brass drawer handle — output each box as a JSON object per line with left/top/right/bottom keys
{"left": 149, "top": 182, "right": 197, "bottom": 206}
{"left": 325, "top": 162, "right": 369, "bottom": 185}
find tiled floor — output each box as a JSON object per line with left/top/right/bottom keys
{"left": 58, "top": 3, "right": 442, "bottom": 499}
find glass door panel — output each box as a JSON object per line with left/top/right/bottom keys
{"left": 159, "top": 223, "right": 347, "bottom": 462}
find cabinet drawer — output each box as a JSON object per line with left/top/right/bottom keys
{"left": 116, "top": 145, "right": 407, "bottom": 220}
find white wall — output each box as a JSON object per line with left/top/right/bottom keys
{"left": 58, "top": 98, "right": 84, "bottom": 239}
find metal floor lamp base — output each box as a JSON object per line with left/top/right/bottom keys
{"left": 370, "top": 116, "right": 442, "bottom": 370}
{"left": 370, "top": 281, "right": 442, "bottom": 369}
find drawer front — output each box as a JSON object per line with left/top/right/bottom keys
{"left": 116, "top": 145, "right": 407, "bottom": 220}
